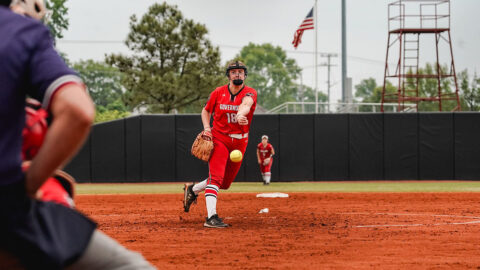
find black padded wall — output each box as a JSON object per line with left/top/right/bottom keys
{"left": 141, "top": 115, "right": 175, "bottom": 181}
{"left": 349, "top": 114, "right": 383, "bottom": 180}
{"left": 418, "top": 113, "right": 454, "bottom": 180}
{"left": 66, "top": 112, "right": 480, "bottom": 182}
{"left": 245, "top": 115, "right": 280, "bottom": 182}
{"left": 455, "top": 113, "right": 480, "bottom": 180}
{"left": 175, "top": 115, "right": 209, "bottom": 181}
{"left": 279, "top": 114, "right": 314, "bottom": 181}
{"left": 64, "top": 134, "right": 91, "bottom": 183}
{"left": 125, "top": 116, "right": 141, "bottom": 182}
{"left": 383, "top": 113, "right": 418, "bottom": 180}
{"left": 315, "top": 114, "right": 349, "bottom": 180}
{"left": 91, "top": 119, "right": 125, "bottom": 182}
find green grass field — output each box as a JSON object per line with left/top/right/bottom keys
{"left": 76, "top": 181, "right": 480, "bottom": 195}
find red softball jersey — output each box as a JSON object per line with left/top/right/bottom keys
{"left": 204, "top": 84, "right": 257, "bottom": 134}
{"left": 257, "top": 143, "right": 274, "bottom": 161}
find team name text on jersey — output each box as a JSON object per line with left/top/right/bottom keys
{"left": 219, "top": 104, "right": 239, "bottom": 111}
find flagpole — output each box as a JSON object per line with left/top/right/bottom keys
{"left": 314, "top": 0, "right": 318, "bottom": 113}
{"left": 342, "top": 0, "right": 346, "bottom": 104}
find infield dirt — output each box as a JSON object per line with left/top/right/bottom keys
{"left": 77, "top": 193, "right": 480, "bottom": 269}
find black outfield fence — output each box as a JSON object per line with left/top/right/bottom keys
{"left": 64, "top": 113, "right": 480, "bottom": 183}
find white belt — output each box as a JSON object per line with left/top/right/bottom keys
{"left": 228, "top": 133, "right": 248, "bottom": 139}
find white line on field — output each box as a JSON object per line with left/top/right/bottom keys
{"left": 340, "top": 212, "right": 480, "bottom": 228}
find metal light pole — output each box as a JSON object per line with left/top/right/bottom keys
{"left": 341, "top": 0, "right": 347, "bottom": 103}
{"left": 314, "top": 0, "right": 318, "bottom": 113}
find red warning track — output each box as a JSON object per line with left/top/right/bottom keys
{"left": 77, "top": 193, "right": 480, "bottom": 269}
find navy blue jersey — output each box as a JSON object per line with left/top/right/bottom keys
{"left": 0, "top": 7, "right": 83, "bottom": 185}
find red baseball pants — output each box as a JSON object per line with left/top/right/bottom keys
{"left": 208, "top": 129, "right": 248, "bottom": 189}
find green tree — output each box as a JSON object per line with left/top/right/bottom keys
{"left": 355, "top": 64, "right": 473, "bottom": 112}
{"left": 235, "top": 43, "right": 302, "bottom": 109}
{"left": 296, "top": 85, "right": 327, "bottom": 103}
{"left": 355, "top": 78, "right": 378, "bottom": 102}
{"left": 414, "top": 63, "right": 458, "bottom": 111}
{"left": 354, "top": 78, "right": 396, "bottom": 112}
{"left": 289, "top": 85, "right": 327, "bottom": 113}
{"left": 458, "top": 70, "right": 480, "bottom": 111}
{"left": 95, "top": 110, "right": 130, "bottom": 123}
{"left": 45, "top": 0, "right": 69, "bottom": 40}
{"left": 73, "top": 60, "right": 127, "bottom": 113}
{"left": 106, "top": 3, "right": 223, "bottom": 113}
{"left": 353, "top": 63, "right": 459, "bottom": 112}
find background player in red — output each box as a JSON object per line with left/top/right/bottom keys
{"left": 183, "top": 61, "right": 257, "bottom": 228}
{"left": 257, "top": 135, "right": 275, "bottom": 185}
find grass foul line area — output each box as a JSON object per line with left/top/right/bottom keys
{"left": 76, "top": 181, "right": 480, "bottom": 195}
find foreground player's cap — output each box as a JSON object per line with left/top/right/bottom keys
{"left": 262, "top": 135, "right": 268, "bottom": 140}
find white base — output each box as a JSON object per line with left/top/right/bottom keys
{"left": 256, "top": 192, "right": 289, "bottom": 198}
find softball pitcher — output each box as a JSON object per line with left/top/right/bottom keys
{"left": 183, "top": 61, "right": 257, "bottom": 228}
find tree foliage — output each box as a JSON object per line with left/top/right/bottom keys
{"left": 355, "top": 63, "right": 473, "bottom": 112}
{"left": 45, "top": 0, "right": 69, "bottom": 40}
{"left": 106, "top": 3, "right": 223, "bottom": 113}
{"left": 94, "top": 110, "right": 130, "bottom": 123}
{"left": 458, "top": 70, "right": 480, "bottom": 111}
{"left": 355, "top": 78, "right": 378, "bottom": 103}
{"left": 296, "top": 84, "right": 327, "bottom": 103}
{"left": 355, "top": 78, "right": 396, "bottom": 112}
{"left": 235, "top": 43, "right": 302, "bottom": 109}
{"left": 73, "top": 60, "right": 127, "bottom": 113}
{"left": 408, "top": 63, "right": 457, "bottom": 111}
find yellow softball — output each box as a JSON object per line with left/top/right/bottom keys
{"left": 230, "top": 150, "right": 243, "bottom": 162}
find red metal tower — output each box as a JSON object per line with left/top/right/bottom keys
{"left": 381, "top": 0, "right": 461, "bottom": 112}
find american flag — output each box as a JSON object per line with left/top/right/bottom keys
{"left": 292, "top": 8, "right": 314, "bottom": 49}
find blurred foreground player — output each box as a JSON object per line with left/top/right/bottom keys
{"left": 257, "top": 135, "right": 275, "bottom": 185}
{"left": 0, "top": 1, "right": 155, "bottom": 269}
{"left": 22, "top": 98, "right": 75, "bottom": 208}
{"left": 184, "top": 61, "right": 257, "bottom": 228}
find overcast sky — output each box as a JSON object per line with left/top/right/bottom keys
{"left": 56, "top": 0, "right": 480, "bottom": 103}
